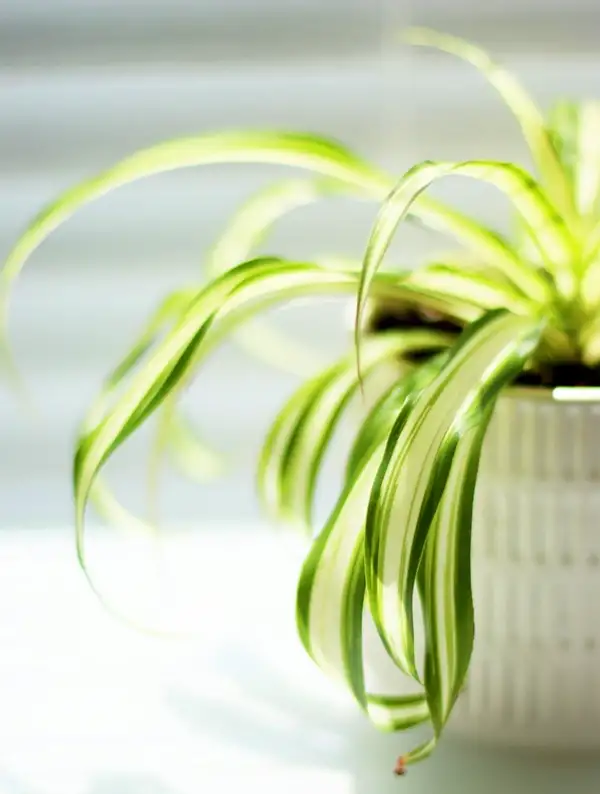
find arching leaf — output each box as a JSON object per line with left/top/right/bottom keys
{"left": 365, "top": 310, "right": 543, "bottom": 680}
{"left": 72, "top": 258, "right": 404, "bottom": 594}
{"left": 205, "top": 177, "right": 368, "bottom": 375}
{"left": 0, "top": 131, "right": 393, "bottom": 330}
{"left": 259, "top": 329, "right": 450, "bottom": 531}
{"left": 406, "top": 27, "right": 574, "bottom": 218}
{"left": 355, "top": 159, "right": 570, "bottom": 361}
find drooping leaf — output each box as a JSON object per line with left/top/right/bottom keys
{"left": 0, "top": 131, "right": 393, "bottom": 331}
{"left": 409, "top": 196, "right": 545, "bottom": 299}
{"left": 547, "top": 100, "right": 579, "bottom": 193}
{"left": 417, "top": 310, "right": 543, "bottom": 738}
{"left": 406, "top": 27, "right": 574, "bottom": 218}
{"left": 259, "top": 329, "right": 450, "bottom": 531}
{"left": 295, "top": 432, "right": 431, "bottom": 756}
{"left": 549, "top": 99, "right": 600, "bottom": 219}
{"left": 345, "top": 352, "right": 451, "bottom": 483}
{"left": 575, "top": 102, "right": 600, "bottom": 219}
{"left": 72, "top": 257, "right": 404, "bottom": 584}
{"left": 84, "top": 287, "right": 197, "bottom": 428}
{"left": 80, "top": 285, "right": 222, "bottom": 529}
{"left": 418, "top": 416, "right": 490, "bottom": 736}
{"left": 403, "top": 262, "right": 534, "bottom": 314}
{"left": 162, "top": 410, "right": 224, "bottom": 482}
{"left": 88, "top": 477, "right": 156, "bottom": 536}
{"left": 205, "top": 177, "right": 369, "bottom": 375}
{"left": 355, "top": 159, "right": 571, "bottom": 362}
{"left": 364, "top": 310, "right": 543, "bottom": 682}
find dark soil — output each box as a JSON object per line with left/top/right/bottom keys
{"left": 367, "top": 303, "right": 600, "bottom": 389}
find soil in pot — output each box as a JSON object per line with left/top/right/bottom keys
{"left": 367, "top": 301, "right": 600, "bottom": 388}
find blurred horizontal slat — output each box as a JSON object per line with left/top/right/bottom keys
{"left": 0, "top": 0, "right": 599, "bottom": 66}
{"left": 3, "top": 56, "right": 600, "bottom": 179}
{"left": 3, "top": 0, "right": 600, "bottom": 526}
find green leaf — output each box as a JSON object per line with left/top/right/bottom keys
{"left": 205, "top": 177, "right": 528, "bottom": 374}
{"left": 409, "top": 196, "right": 544, "bottom": 299}
{"left": 206, "top": 178, "right": 352, "bottom": 280}
{"left": 295, "top": 442, "right": 431, "bottom": 748}
{"left": 205, "top": 177, "right": 360, "bottom": 375}
{"left": 294, "top": 358, "right": 458, "bottom": 765}
{"left": 418, "top": 312, "right": 542, "bottom": 736}
{"left": 206, "top": 177, "right": 368, "bottom": 375}
{"left": 418, "top": 417, "right": 490, "bottom": 736}
{"left": 404, "top": 262, "right": 534, "bottom": 314}
{"left": 549, "top": 99, "right": 600, "bottom": 218}
{"left": 0, "top": 131, "right": 392, "bottom": 329}
{"left": 293, "top": 428, "right": 380, "bottom": 696}
{"left": 345, "top": 352, "right": 451, "bottom": 483}
{"left": 406, "top": 27, "right": 574, "bottom": 218}
{"left": 366, "top": 693, "right": 430, "bottom": 732}
{"left": 578, "top": 314, "right": 600, "bottom": 366}
{"left": 355, "top": 159, "right": 571, "bottom": 356}
{"left": 162, "top": 410, "right": 224, "bottom": 482}
{"left": 88, "top": 477, "right": 156, "bottom": 536}
{"left": 80, "top": 285, "right": 222, "bottom": 529}
{"left": 368, "top": 257, "right": 530, "bottom": 329}
{"left": 364, "top": 310, "right": 543, "bottom": 682}
{"left": 547, "top": 101, "right": 579, "bottom": 193}
{"left": 575, "top": 102, "right": 600, "bottom": 219}
{"left": 259, "top": 329, "right": 450, "bottom": 531}
{"left": 84, "top": 288, "right": 197, "bottom": 428}
{"left": 72, "top": 257, "right": 401, "bottom": 582}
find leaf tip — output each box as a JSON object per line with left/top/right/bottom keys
{"left": 401, "top": 26, "right": 441, "bottom": 46}
{"left": 393, "top": 756, "right": 407, "bottom": 776}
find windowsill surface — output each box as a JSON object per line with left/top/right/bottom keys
{"left": 1, "top": 525, "right": 599, "bottom": 793}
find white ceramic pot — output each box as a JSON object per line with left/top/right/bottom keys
{"left": 363, "top": 387, "right": 600, "bottom": 750}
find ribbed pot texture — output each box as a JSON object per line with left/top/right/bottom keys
{"left": 363, "top": 390, "right": 600, "bottom": 750}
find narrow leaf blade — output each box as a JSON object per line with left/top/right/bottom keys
{"left": 365, "top": 311, "right": 543, "bottom": 681}
{"left": 1, "top": 131, "right": 392, "bottom": 327}
{"left": 205, "top": 177, "right": 367, "bottom": 375}
{"left": 356, "top": 159, "right": 570, "bottom": 350}
{"left": 406, "top": 27, "right": 574, "bottom": 217}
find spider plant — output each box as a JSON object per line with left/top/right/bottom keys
{"left": 3, "top": 29, "right": 600, "bottom": 769}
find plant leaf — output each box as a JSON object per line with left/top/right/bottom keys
{"left": 80, "top": 285, "right": 222, "bottom": 529}
{"left": 418, "top": 310, "right": 542, "bottom": 736}
{"left": 294, "top": 359, "right": 461, "bottom": 764}
{"left": 549, "top": 99, "right": 600, "bottom": 219}
{"left": 575, "top": 102, "right": 600, "bottom": 219}
{"left": 162, "top": 410, "right": 224, "bottom": 482}
{"left": 206, "top": 178, "right": 353, "bottom": 280}
{"left": 72, "top": 258, "right": 401, "bottom": 587}
{"left": 84, "top": 287, "right": 197, "bottom": 428}
{"left": 205, "top": 177, "right": 368, "bottom": 375}
{"left": 259, "top": 329, "right": 450, "bottom": 531}
{"left": 88, "top": 477, "right": 155, "bottom": 536}
{"left": 418, "top": 417, "right": 490, "bottom": 736}
{"left": 406, "top": 27, "right": 574, "bottom": 218}
{"left": 404, "top": 263, "right": 534, "bottom": 314}
{"left": 345, "top": 352, "right": 451, "bottom": 483}
{"left": 409, "top": 196, "right": 544, "bottom": 299}
{"left": 295, "top": 443, "right": 431, "bottom": 753}
{"left": 0, "top": 131, "right": 392, "bottom": 329}
{"left": 355, "top": 159, "right": 570, "bottom": 355}
{"left": 365, "top": 310, "right": 543, "bottom": 681}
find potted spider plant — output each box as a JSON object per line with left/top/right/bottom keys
{"left": 3, "top": 29, "right": 600, "bottom": 772}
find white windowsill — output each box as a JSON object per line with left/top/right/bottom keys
{"left": 0, "top": 525, "right": 599, "bottom": 793}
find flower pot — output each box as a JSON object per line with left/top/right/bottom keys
{"left": 362, "top": 385, "right": 600, "bottom": 750}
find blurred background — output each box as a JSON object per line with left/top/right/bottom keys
{"left": 3, "top": 0, "right": 600, "bottom": 528}
{"left": 2, "top": 2, "right": 600, "bottom": 792}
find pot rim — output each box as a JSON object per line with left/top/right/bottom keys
{"left": 502, "top": 385, "right": 600, "bottom": 403}
{"left": 359, "top": 305, "right": 600, "bottom": 405}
